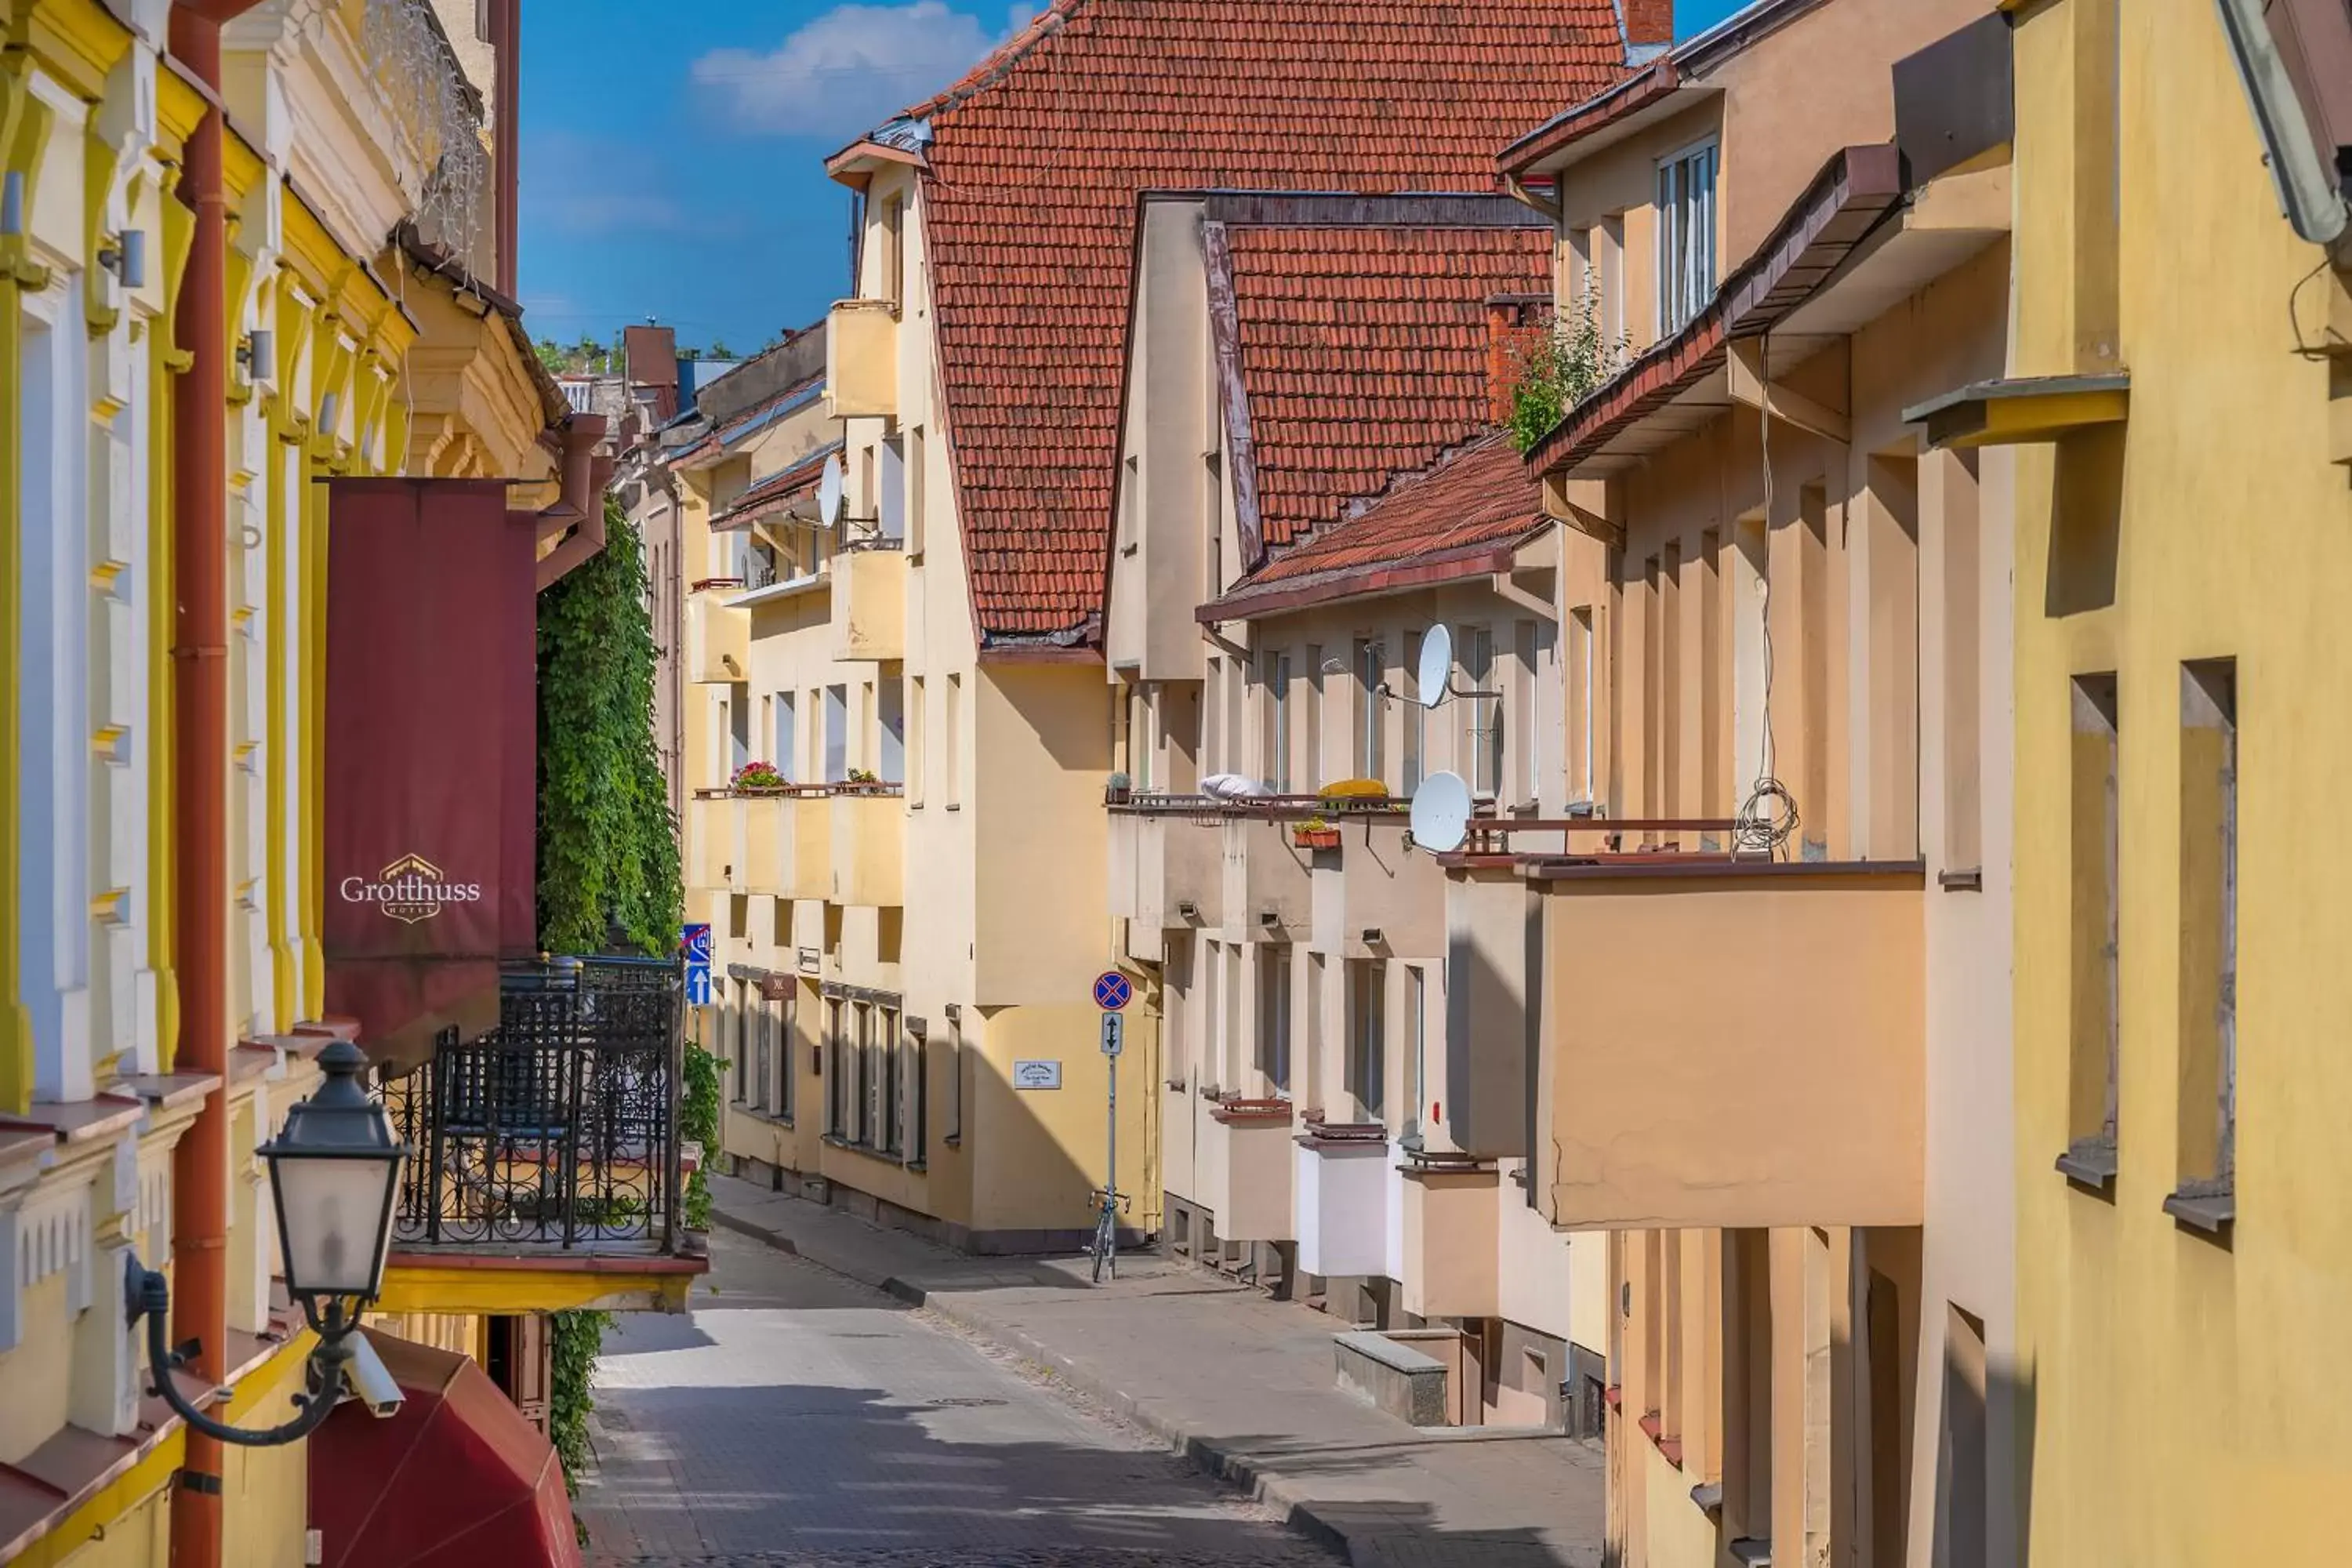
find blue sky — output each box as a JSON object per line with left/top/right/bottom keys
{"left": 516, "top": 0, "right": 1752, "bottom": 354}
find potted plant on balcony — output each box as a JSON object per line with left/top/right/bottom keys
{"left": 1105, "top": 771, "right": 1132, "bottom": 806}
{"left": 1292, "top": 815, "right": 1342, "bottom": 851}
{"left": 731, "top": 760, "right": 786, "bottom": 793}
{"left": 843, "top": 767, "right": 880, "bottom": 791}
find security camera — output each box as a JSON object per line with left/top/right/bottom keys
{"left": 343, "top": 1334, "right": 405, "bottom": 1420}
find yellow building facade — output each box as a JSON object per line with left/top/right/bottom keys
{"left": 1, "top": 1, "right": 582, "bottom": 1562}
{"left": 1984, "top": 0, "right": 2352, "bottom": 1557}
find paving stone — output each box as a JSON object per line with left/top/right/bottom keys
{"left": 577, "top": 1232, "right": 1331, "bottom": 1568}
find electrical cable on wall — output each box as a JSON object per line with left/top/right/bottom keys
{"left": 1733, "top": 329, "right": 1798, "bottom": 859}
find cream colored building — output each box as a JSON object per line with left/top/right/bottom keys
{"left": 1491, "top": 0, "right": 2020, "bottom": 1560}
{"left": 1103, "top": 188, "right": 1610, "bottom": 1426}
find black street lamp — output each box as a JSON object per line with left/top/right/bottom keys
{"left": 125, "top": 1039, "right": 409, "bottom": 1446}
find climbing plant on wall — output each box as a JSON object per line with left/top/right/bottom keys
{"left": 536, "top": 497, "right": 683, "bottom": 1513}
{"left": 536, "top": 495, "right": 681, "bottom": 957}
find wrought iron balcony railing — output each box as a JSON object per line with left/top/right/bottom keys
{"left": 380, "top": 955, "right": 684, "bottom": 1253}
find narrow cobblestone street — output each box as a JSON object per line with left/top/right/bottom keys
{"left": 576, "top": 1231, "right": 1338, "bottom": 1566}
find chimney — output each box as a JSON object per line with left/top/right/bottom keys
{"left": 1486, "top": 295, "right": 1554, "bottom": 425}
{"left": 1624, "top": 0, "right": 1672, "bottom": 49}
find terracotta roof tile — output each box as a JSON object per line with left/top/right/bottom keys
{"left": 895, "top": 0, "right": 1626, "bottom": 641}
{"left": 1224, "top": 222, "right": 1549, "bottom": 554}
{"left": 1207, "top": 432, "right": 1542, "bottom": 617}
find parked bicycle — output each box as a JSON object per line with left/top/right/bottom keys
{"left": 1087, "top": 1185, "right": 1129, "bottom": 1283}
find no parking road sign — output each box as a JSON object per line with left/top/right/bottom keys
{"left": 1092, "top": 971, "right": 1132, "bottom": 1011}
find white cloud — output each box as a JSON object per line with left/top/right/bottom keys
{"left": 691, "top": 1, "right": 1018, "bottom": 140}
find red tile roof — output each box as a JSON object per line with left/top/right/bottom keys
{"left": 869, "top": 0, "right": 1628, "bottom": 644}
{"left": 712, "top": 439, "right": 844, "bottom": 532}
{"left": 1220, "top": 220, "right": 1551, "bottom": 557}
{"left": 1202, "top": 432, "right": 1544, "bottom": 619}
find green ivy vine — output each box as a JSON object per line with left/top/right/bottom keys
{"left": 682, "top": 1040, "right": 721, "bottom": 1230}
{"left": 534, "top": 497, "right": 684, "bottom": 1516}
{"left": 536, "top": 496, "right": 682, "bottom": 957}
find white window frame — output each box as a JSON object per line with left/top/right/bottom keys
{"left": 1655, "top": 137, "right": 1719, "bottom": 337}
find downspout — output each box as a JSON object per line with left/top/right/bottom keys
{"left": 165, "top": 7, "right": 259, "bottom": 1566}
{"left": 533, "top": 412, "right": 612, "bottom": 590}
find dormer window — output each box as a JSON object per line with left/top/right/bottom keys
{"left": 1656, "top": 140, "right": 1719, "bottom": 336}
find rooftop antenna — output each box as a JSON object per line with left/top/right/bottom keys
{"left": 1408, "top": 770, "right": 1472, "bottom": 854}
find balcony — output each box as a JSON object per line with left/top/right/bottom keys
{"left": 1293, "top": 1119, "right": 1391, "bottom": 1279}
{"left": 685, "top": 582, "right": 748, "bottom": 684}
{"left": 742, "top": 792, "right": 786, "bottom": 895}
{"left": 1534, "top": 859, "right": 1926, "bottom": 1230}
{"left": 1441, "top": 866, "right": 1538, "bottom": 1158}
{"left": 1308, "top": 814, "right": 1441, "bottom": 959}
{"left": 376, "top": 957, "right": 705, "bottom": 1313}
{"left": 1107, "top": 800, "right": 1225, "bottom": 939}
{"left": 828, "top": 786, "right": 904, "bottom": 906}
{"left": 690, "top": 792, "right": 746, "bottom": 895}
{"left": 789, "top": 789, "right": 833, "bottom": 902}
{"left": 1197, "top": 1097, "right": 1294, "bottom": 1242}
{"left": 1221, "top": 816, "right": 1312, "bottom": 944}
{"left": 826, "top": 298, "right": 898, "bottom": 420}
{"left": 1398, "top": 1158, "right": 1501, "bottom": 1319}
{"left": 829, "top": 543, "right": 906, "bottom": 662}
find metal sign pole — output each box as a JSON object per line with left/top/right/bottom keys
{"left": 1105, "top": 1044, "right": 1117, "bottom": 1279}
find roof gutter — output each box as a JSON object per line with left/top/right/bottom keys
{"left": 2212, "top": 0, "right": 2351, "bottom": 253}
{"left": 533, "top": 413, "right": 614, "bottom": 590}
{"left": 1197, "top": 542, "right": 1521, "bottom": 624}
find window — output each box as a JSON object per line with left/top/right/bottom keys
{"left": 1204, "top": 656, "right": 1224, "bottom": 774}
{"left": 778, "top": 989, "right": 797, "bottom": 1120}
{"left": 1515, "top": 620, "right": 1542, "bottom": 802}
{"left": 1119, "top": 455, "right": 1138, "bottom": 551}
{"left": 732, "top": 991, "right": 750, "bottom": 1102}
{"left": 878, "top": 438, "right": 906, "bottom": 542}
{"left": 1726, "top": 1229, "right": 1774, "bottom": 1549}
{"left": 907, "top": 677, "right": 925, "bottom": 804}
{"left": 1305, "top": 952, "right": 1327, "bottom": 1109}
{"left": 1936, "top": 1305, "right": 1988, "bottom": 1568}
{"left": 775, "top": 692, "right": 797, "bottom": 783}
{"left": 1355, "top": 637, "right": 1385, "bottom": 783}
{"left": 1134, "top": 687, "right": 1155, "bottom": 792}
{"left": 2064, "top": 673, "right": 2121, "bottom": 1185}
{"left": 1941, "top": 452, "right": 1984, "bottom": 870}
{"left": 824, "top": 684, "right": 848, "bottom": 782}
{"left": 908, "top": 1024, "right": 927, "bottom": 1163}
{"left": 2172, "top": 659, "right": 2236, "bottom": 1224}
{"left": 1257, "top": 946, "right": 1291, "bottom": 1096}
{"left": 1656, "top": 140, "right": 1718, "bottom": 335}
{"left": 1204, "top": 450, "right": 1223, "bottom": 598}
{"left": 1403, "top": 630, "right": 1425, "bottom": 795}
{"left": 880, "top": 192, "right": 906, "bottom": 312}
{"left": 908, "top": 426, "right": 927, "bottom": 558}
{"left": 1305, "top": 644, "right": 1325, "bottom": 789}
{"left": 753, "top": 989, "right": 773, "bottom": 1113}
{"left": 1568, "top": 609, "right": 1595, "bottom": 804}
{"left": 856, "top": 1004, "right": 879, "bottom": 1145}
{"left": 878, "top": 678, "right": 905, "bottom": 785}
{"left": 881, "top": 1007, "right": 902, "bottom": 1154}
{"left": 945, "top": 674, "right": 963, "bottom": 807}
{"left": 1404, "top": 965, "right": 1427, "bottom": 1139}
{"left": 1261, "top": 648, "right": 1290, "bottom": 791}
{"left": 946, "top": 1011, "right": 964, "bottom": 1142}
{"left": 1346, "top": 960, "right": 1385, "bottom": 1121}
{"left": 1460, "top": 625, "right": 1498, "bottom": 797}
{"left": 826, "top": 999, "right": 846, "bottom": 1135}
{"left": 729, "top": 685, "right": 751, "bottom": 773}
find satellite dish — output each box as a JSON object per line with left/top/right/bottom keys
{"left": 1417, "top": 624, "right": 1454, "bottom": 710}
{"left": 1409, "top": 771, "right": 1472, "bottom": 853}
{"left": 818, "top": 454, "right": 844, "bottom": 527}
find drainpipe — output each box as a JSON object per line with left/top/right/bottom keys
{"left": 166, "top": 6, "right": 262, "bottom": 1566}
{"left": 533, "top": 413, "right": 613, "bottom": 590}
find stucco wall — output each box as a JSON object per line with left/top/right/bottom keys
{"left": 2010, "top": 2, "right": 2352, "bottom": 1559}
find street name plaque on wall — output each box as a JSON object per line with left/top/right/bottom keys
{"left": 1012, "top": 1060, "right": 1062, "bottom": 1091}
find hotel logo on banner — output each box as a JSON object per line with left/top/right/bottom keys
{"left": 338, "top": 853, "right": 485, "bottom": 926}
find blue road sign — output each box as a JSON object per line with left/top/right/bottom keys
{"left": 1093, "top": 971, "right": 1132, "bottom": 1011}
{"left": 686, "top": 964, "right": 712, "bottom": 1007}
{"left": 682, "top": 923, "right": 713, "bottom": 963}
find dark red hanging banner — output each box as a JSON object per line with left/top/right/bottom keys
{"left": 323, "top": 478, "right": 537, "bottom": 1072}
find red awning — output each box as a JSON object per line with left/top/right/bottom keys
{"left": 310, "top": 1329, "right": 579, "bottom": 1568}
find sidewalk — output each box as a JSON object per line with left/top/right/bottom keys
{"left": 708, "top": 1174, "right": 1603, "bottom": 1568}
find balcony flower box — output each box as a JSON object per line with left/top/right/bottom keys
{"left": 1293, "top": 821, "right": 1342, "bottom": 851}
